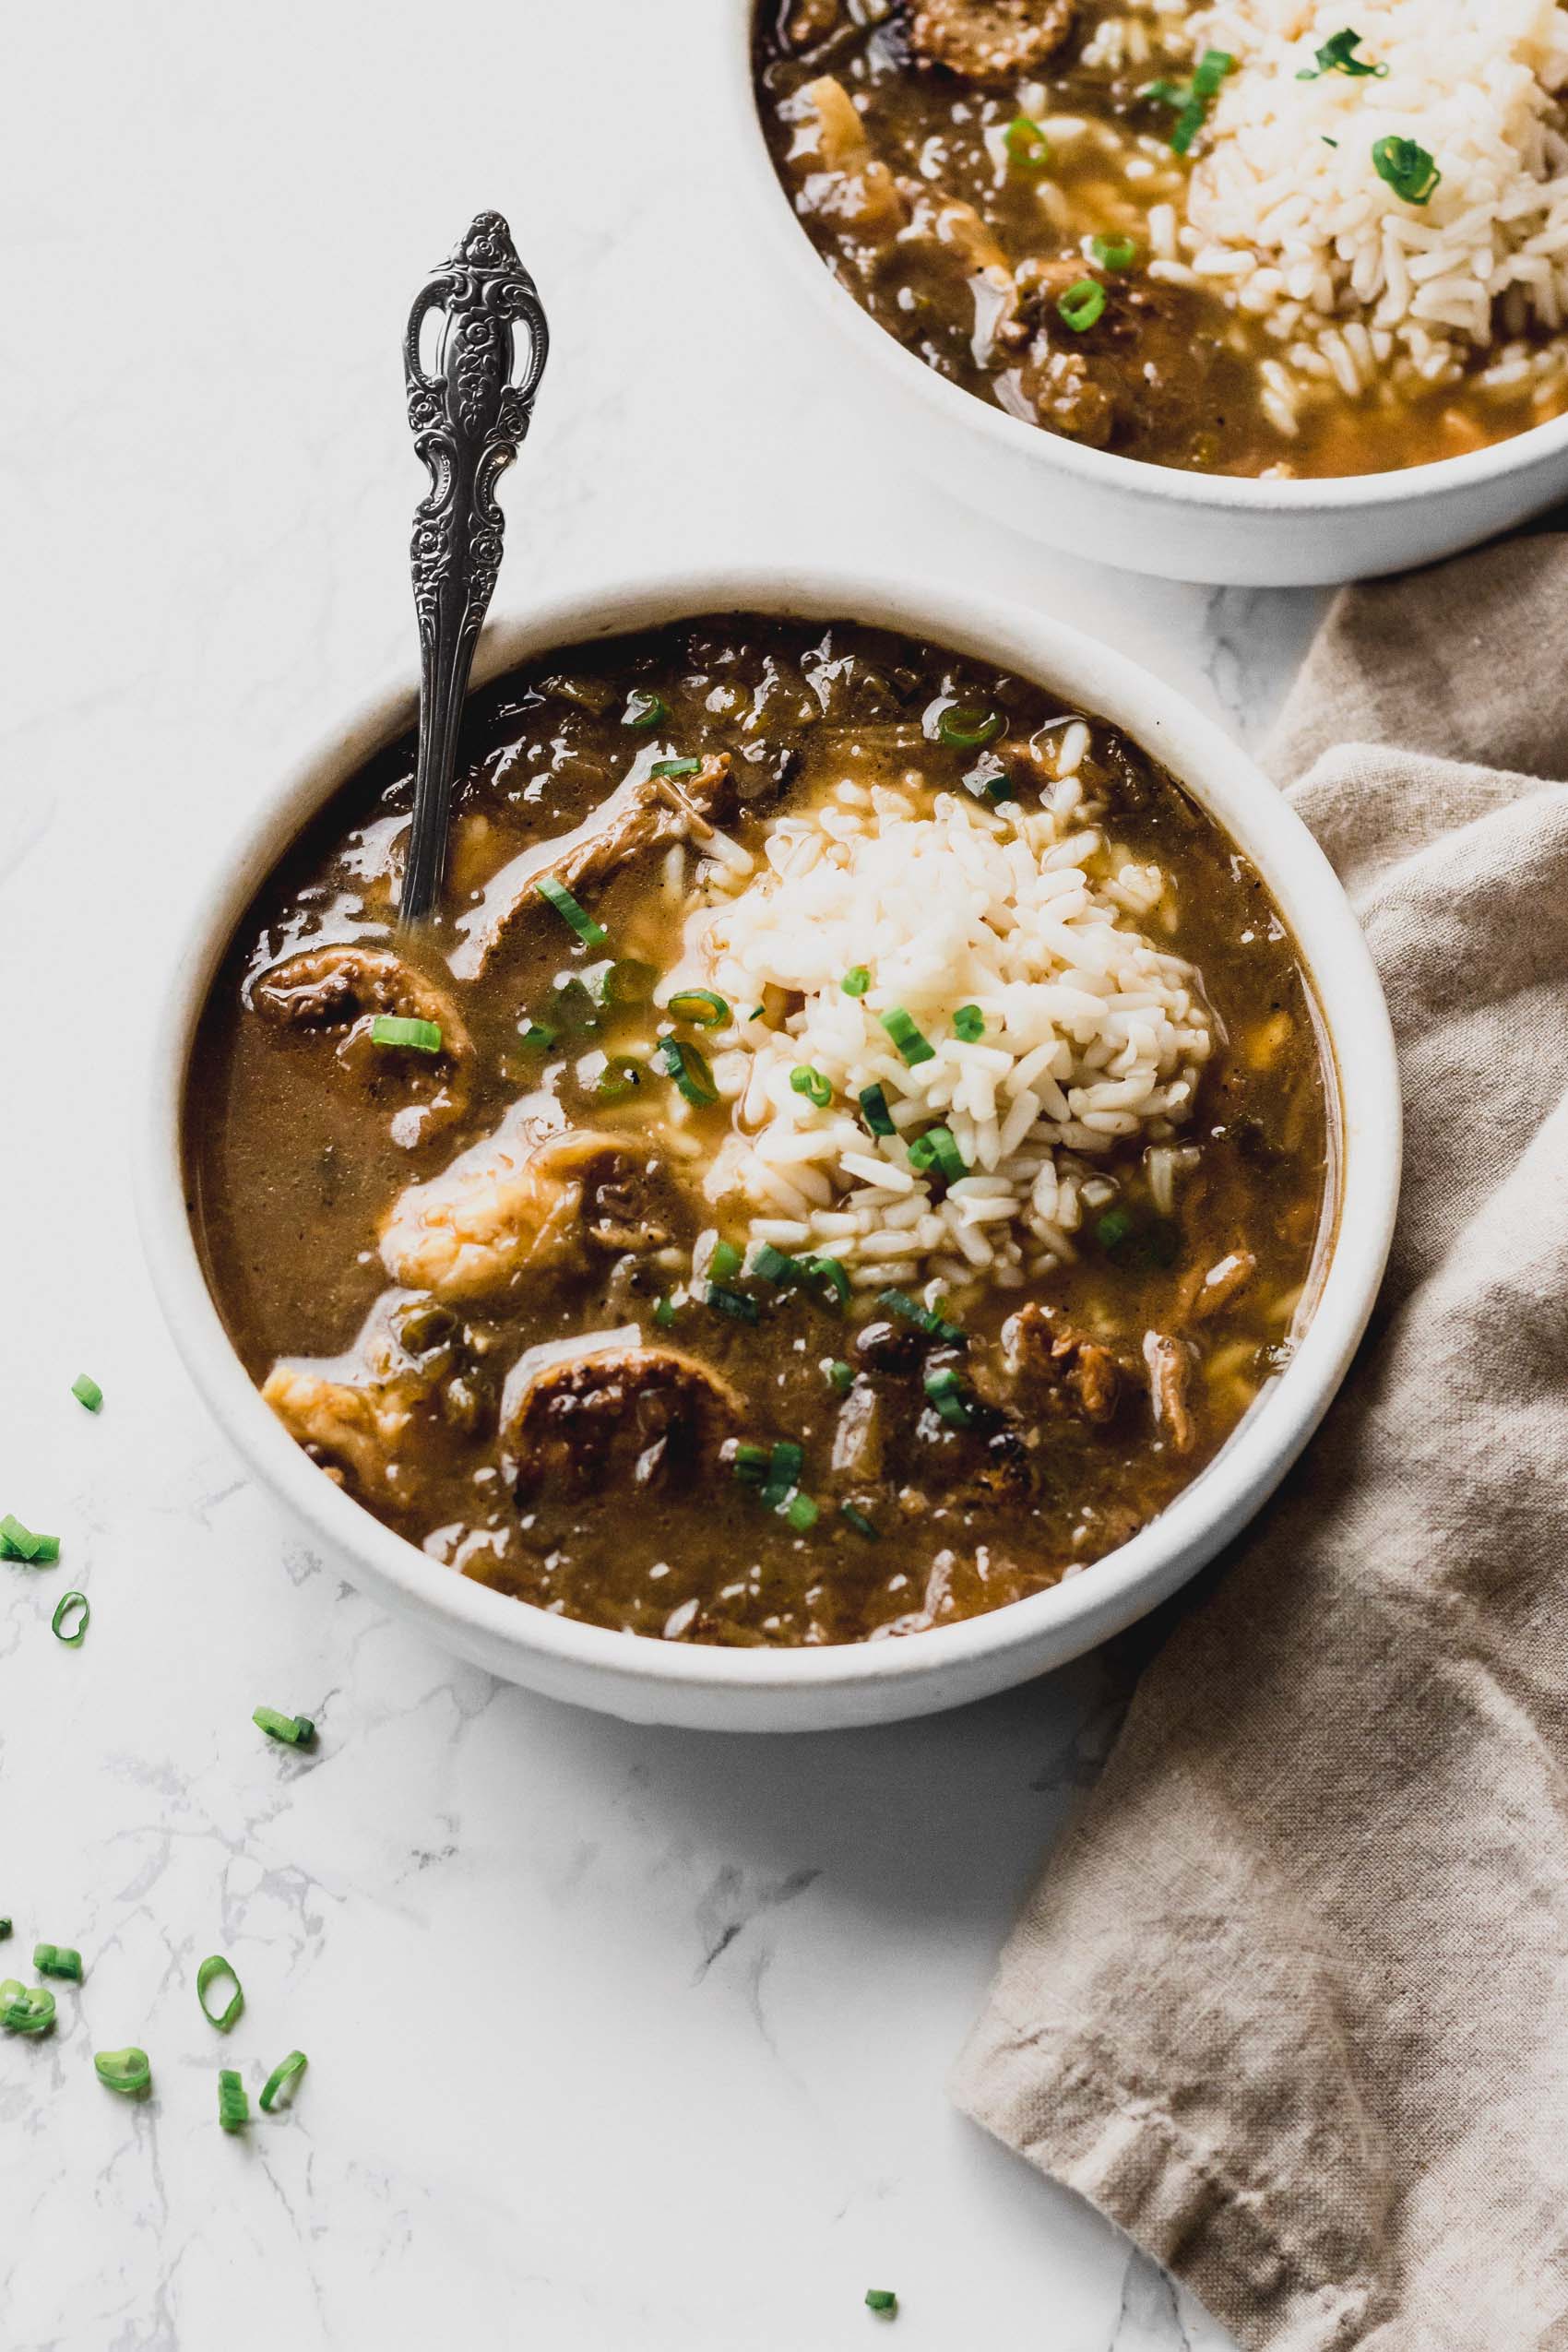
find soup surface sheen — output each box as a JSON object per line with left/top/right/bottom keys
{"left": 753, "top": 0, "right": 1568, "bottom": 477}
{"left": 188, "top": 614, "right": 1329, "bottom": 1648}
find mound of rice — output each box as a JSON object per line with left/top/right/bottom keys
{"left": 660, "top": 757, "right": 1215, "bottom": 1297}
{"left": 1172, "top": 0, "right": 1568, "bottom": 428}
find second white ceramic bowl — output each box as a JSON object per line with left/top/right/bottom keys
{"left": 726, "top": 3, "right": 1568, "bottom": 586}
{"left": 139, "top": 565, "right": 1400, "bottom": 1730}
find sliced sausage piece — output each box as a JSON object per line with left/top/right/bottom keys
{"left": 503, "top": 1345, "right": 742, "bottom": 1503}
{"left": 1003, "top": 1301, "right": 1124, "bottom": 1426}
{"left": 380, "top": 1125, "right": 656, "bottom": 1306}
{"left": 910, "top": 0, "right": 1075, "bottom": 81}
{"left": 253, "top": 944, "right": 471, "bottom": 1134}
{"left": 452, "top": 755, "right": 732, "bottom": 980}
{"left": 1144, "top": 1330, "right": 1198, "bottom": 1455}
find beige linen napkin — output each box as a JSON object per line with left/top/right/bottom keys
{"left": 953, "top": 534, "right": 1568, "bottom": 2352}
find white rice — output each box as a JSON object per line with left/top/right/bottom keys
{"left": 659, "top": 770, "right": 1215, "bottom": 1293}
{"left": 1175, "top": 0, "right": 1568, "bottom": 424}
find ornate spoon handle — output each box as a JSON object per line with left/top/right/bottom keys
{"left": 399, "top": 211, "right": 549, "bottom": 927}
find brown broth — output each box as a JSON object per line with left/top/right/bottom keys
{"left": 186, "top": 613, "right": 1331, "bottom": 1647}
{"left": 753, "top": 0, "right": 1568, "bottom": 478}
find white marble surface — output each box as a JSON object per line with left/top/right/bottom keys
{"left": 3, "top": 4, "right": 1324, "bottom": 2345}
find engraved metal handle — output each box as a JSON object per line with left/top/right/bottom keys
{"left": 399, "top": 210, "right": 549, "bottom": 927}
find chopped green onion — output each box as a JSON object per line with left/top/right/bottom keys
{"left": 766, "top": 1430, "right": 803, "bottom": 1486}
{"left": 923, "top": 1365, "right": 975, "bottom": 1429}
{"left": 1, "top": 1981, "right": 55, "bottom": 2035}
{"left": 840, "top": 1503, "right": 879, "bottom": 1540}
{"left": 1089, "top": 233, "right": 1137, "bottom": 270}
{"left": 1143, "top": 77, "right": 1189, "bottom": 105}
{"left": 1096, "top": 1207, "right": 1134, "bottom": 1250}
{"left": 260, "top": 2049, "right": 309, "bottom": 2112}
{"left": 218, "top": 2069, "right": 250, "bottom": 2132}
{"left": 705, "top": 1283, "right": 759, "bottom": 1324}
{"left": 708, "top": 1240, "right": 742, "bottom": 1282}
{"left": 880, "top": 1008, "right": 934, "bottom": 1067}
{"left": 652, "top": 1295, "right": 678, "bottom": 1331}
{"left": 750, "top": 1241, "right": 797, "bottom": 1285}
{"left": 649, "top": 756, "right": 703, "bottom": 779}
{"left": 1, "top": 1514, "right": 56, "bottom": 1562}
{"left": 1057, "top": 277, "right": 1107, "bottom": 332}
{"left": 748, "top": 1004, "right": 766, "bottom": 1023}
{"left": 517, "top": 1019, "right": 559, "bottom": 1052}
{"left": 859, "top": 1083, "right": 896, "bottom": 1137}
{"left": 368, "top": 1014, "right": 443, "bottom": 1053}
{"left": 1297, "top": 27, "right": 1387, "bottom": 77}
{"left": 826, "top": 1360, "right": 853, "bottom": 1395}
{"left": 952, "top": 1004, "right": 984, "bottom": 1042}
{"left": 731, "top": 1442, "right": 771, "bottom": 1486}
{"left": 810, "top": 1253, "right": 850, "bottom": 1311}
{"left": 95, "top": 2047, "right": 151, "bottom": 2097}
{"left": 656, "top": 1035, "right": 719, "bottom": 1108}
{"left": 865, "top": 2289, "right": 898, "bottom": 2314}
{"left": 596, "top": 1053, "right": 646, "bottom": 1102}
{"left": 0, "top": 1922, "right": 9, "bottom": 1940}
{"left": 253, "top": 1706, "right": 315, "bottom": 1748}
{"left": 1372, "top": 135, "right": 1440, "bottom": 204}
{"left": 779, "top": 1491, "right": 819, "bottom": 1532}
{"left": 909, "top": 1125, "right": 968, "bottom": 1182}
{"left": 1003, "top": 112, "right": 1051, "bottom": 170}
{"left": 937, "top": 703, "right": 1005, "bottom": 750}
{"left": 1193, "top": 46, "right": 1234, "bottom": 96}
{"left": 667, "top": 988, "right": 729, "bottom": 1028}
{"left": 881, "top": 1289, "right": 964, "bottom": 1345}
{"left": 790, "top": 1063, "right": 833, "bottom": 1109}
{"left": 535, "top": 874, "right": 608, "bottom": 948}
{"left": 603, "top": 957, "right": 657, "bottom": 1005}
{"left": 623, "top": 689, "right": 667, "bottom": 730}
{"left": 71, "top": 1374, "right": 103, "bottom": 1413}
{"left": 196, "top": 1954, "right": 244, "bottom": 2034}
{"left": 841, "top": 966, "right": 872, "bottom": 998}
{"left": 33, "top": 1943, "right": 82, "bottom": 1981}
{"left": 51, "top": 1591, "right": 89, "bottom": 1646}
{"left": 1146, "top": 53, "right": 1231, "bottom": 153}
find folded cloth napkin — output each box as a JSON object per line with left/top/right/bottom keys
{"left": 952, "top": 533, "right": 1568, "bottom": 2352}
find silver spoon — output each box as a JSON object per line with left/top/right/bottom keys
{"left": 398, "top": 210, "right": 550, "bottom": 928}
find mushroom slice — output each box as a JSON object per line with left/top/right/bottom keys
{"left": 909, "top": 0, "right": 1075, "bottom": 80}
{"left": 502, "top": 1336, "right": 742, "bottom": 1503}
{"left": 379, "top": 1123, "right": 638, "bottom": 1306}
{"left": 452, "top": 754, "right": 732, "bottom": 980}
{"left": 252, "top": 944, "right": 471, "bottom": 1139}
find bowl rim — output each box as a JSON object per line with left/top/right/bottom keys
{"left": 137, "top": 561, "right": 1401, "bottom": 1705}
{"left": 725, "top": 0, "right": 1568, "bottom": 514}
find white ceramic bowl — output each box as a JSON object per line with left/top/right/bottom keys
{"left": 138, "top": 566, "right": 1400, "bottom": 1731}
{"left": 725, "top": 5, "right": 1568, "bottom": 587}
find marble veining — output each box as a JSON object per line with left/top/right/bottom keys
{"left": 1, "top": 0, "right": 1318, "bottom": 2341}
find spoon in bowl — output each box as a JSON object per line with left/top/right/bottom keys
{"left": 398, "top": 210, "right": 550, "bottom": 928}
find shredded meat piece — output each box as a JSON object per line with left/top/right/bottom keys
{"left": 785, "top": 0, "right": 842, "bottom": 43}
{"left": 1004, "top": 1301, "right": 1124, "bottom": 1426}
{"left": 1008, "top": 266, "right": 1219, "bottom": 451}
{"left": 253, "top": 945, "right": 471, "bottom": 1135}
{"left": 380, "top": 1125, "right": 662, "bottom": 1305}
{"left": 1144, "top": 1331, "right": 1198, "bottom": 1455}
{"left": 452, "top": 755, "right": 732, "bottom": 979}
{"left": 782, "top": 77, "right": 909, "bottom": 236}
{"left": 1182, "top": 1248, "right": 1258, "bottom": 1323}
{"left": 831, "top": 1383, "right": 885, "bottom": 1481}
{"left": 504, "top": 1347, "right": 741, "bottom": 1502}
{"left": 910, "top": 0, "right": 1075, "bottom": 81}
